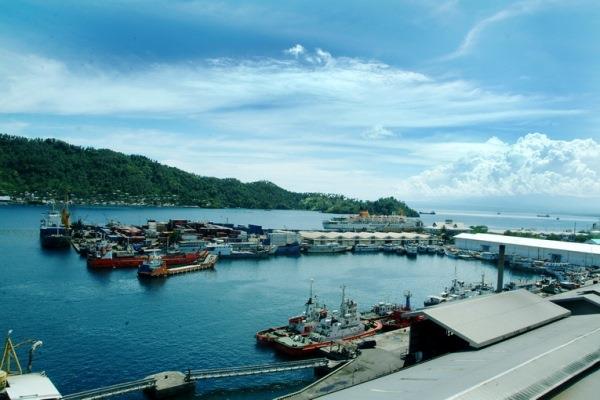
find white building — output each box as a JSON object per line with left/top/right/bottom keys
{"left": 455, "top": 233, "right": 600, "bottom": 267}
{"left": 425, "top": 219, "right": 470, "bottom": 235}
{"left": 300, "top": 231, "right": 431, "bottom": 247}
{"left": 268, "top": 230, "right": 301, "bottom": 246}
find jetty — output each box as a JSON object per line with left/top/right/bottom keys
{"left": 59, "top": 358, "right": 335, "bottom": 400}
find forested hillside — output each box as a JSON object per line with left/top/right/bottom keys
{"left": 0, "top": 134, "right": 418, "bottom": 216}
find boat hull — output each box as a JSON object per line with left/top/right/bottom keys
{"left": 88, "top": 251, "right": 202, "bottom": 269}
{"left": 40, "top": 234, "right": 71, "bottom": 249}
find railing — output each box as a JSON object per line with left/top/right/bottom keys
{"left": 61, "top": 378, "right": 155, "bottom": 400}
{"left": 188, "top": 358, "right": 329, "bottom": 380}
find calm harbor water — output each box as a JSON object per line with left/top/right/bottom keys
{"left": 0, "top": 205, "right": 569, "bottom": 399}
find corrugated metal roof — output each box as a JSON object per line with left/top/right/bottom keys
{"left": 455, "top": 233, "right": 600, "bottom": 255}
{"left": 322, "top": 314, "right": 600, "bottom": 400}
{"left": 423, "top": 290, "right": 570, "bottom": 348}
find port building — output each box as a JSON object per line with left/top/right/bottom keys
{"left": 455, "top": 232, "right": 600, "bottom": 267}
{"left": 319, "top": 286, "right": 600, "bottom": 400}
{"left": 299, "top": 231, "right": 431, "bottom": 247}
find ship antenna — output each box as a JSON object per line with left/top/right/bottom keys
{"left": 340, "top": 284, "right": 346, "bottom": 310}
{"left": 309, "top": 278, "right": 314, "bottom": 300}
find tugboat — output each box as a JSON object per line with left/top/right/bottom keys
{"left": 362, "top": 291, "right": 424, "bottom": 331}
{"left": 137, "top": 251, "right": 168, "bottom": 278}
{"left": 39, "top": 203, "right": 71, "bottom": 249}
{"left": 272, "top": 286, "right": 382, "bottom": 357}
{"left": 256, "top": 280, "right": 328, "bottom": 344}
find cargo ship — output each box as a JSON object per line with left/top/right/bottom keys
{"left": 39, "top": 204, "right": 71, "bottom": 249}
{"left": 272, "top": 286, "right": 382, "bottom": 356}
{"left": 87, "top": 249, "right": 202, "bottom": 269}
{"left": 256, "top": 280, "right": 328, "bottom": 344}
{"left": 322, "top": 210, "right": 422, "bottom": 232}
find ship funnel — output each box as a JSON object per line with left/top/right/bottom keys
{"left": 496, "top": 244, "right": 506, "bottom": 293}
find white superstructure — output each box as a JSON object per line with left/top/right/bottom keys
{"left": 323, "top": 211, "right": 422, "bottom": 232}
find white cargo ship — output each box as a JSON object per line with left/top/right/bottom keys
{"left": 323, "top": 211, "right": 422, "bottom": 232}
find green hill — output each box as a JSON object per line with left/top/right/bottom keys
{"left": 0, "top": 134, "right": 419, "bottom": 216}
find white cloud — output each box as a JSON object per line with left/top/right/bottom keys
{"left": 398, "top": 133, "right": 600, "bottom": 199}
{"left": 284, "top": 44, "right": 305, "bottom": 57}
{"left": 443, "top": 0, "right": 555, "bottom": 59}
{"left": 0, "top": 45, "right": 579, "bottom": 135}
{"left": 362, "top": 125, "right": 395, "bottom": 139}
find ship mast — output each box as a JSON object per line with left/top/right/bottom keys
{"left": 340, "top": 284, "right": 346, "bottom": 312}
{"left": 305, "top": 278, "right": 314, "bottom": 315}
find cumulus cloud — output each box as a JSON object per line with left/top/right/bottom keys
{"left": 362, "top": 125, "right": 395, "bottom": 139}
{"left": 284, "top": 44, "right": 305, "bottom": 57}
{"left": 398, "top": 133, "right": 600, "bottom": 199}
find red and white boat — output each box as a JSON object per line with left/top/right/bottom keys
{"left": 256, "top": 280, "right": 328, "bottom": 344}
{"left": 272, "top": 286, "right": 383, "bottom": 357}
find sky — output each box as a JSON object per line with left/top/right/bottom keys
{"left": 1, "top": 0, "right": 599, "bottom": 212}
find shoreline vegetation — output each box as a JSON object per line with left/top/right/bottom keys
{"left": 0, "top": 134, "right": 419, "bottom": 216}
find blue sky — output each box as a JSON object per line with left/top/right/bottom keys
{"left": 1, "top": 0, "right": 599, "bottom": 210}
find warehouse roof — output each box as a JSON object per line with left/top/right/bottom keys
{"left": 421, "top": 289, "right": 570, "bottom": 348}
{"left": 322, "top": 313, "right": 600, "bottom": 400}
{"left": 299, "top": 231, "right": 429, "bottom": 240}
{"left": 5, "top": 373, "right": 61, "bottom": 400}
{"left": 455, "top": 233, "right": 600, "bottom": 255}
{"left": 549, "top": 283, "right": 600, "bottom": 311}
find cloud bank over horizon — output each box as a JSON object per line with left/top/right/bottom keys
{"left": 399, "top": 133, "right": 600, "bottom": 201}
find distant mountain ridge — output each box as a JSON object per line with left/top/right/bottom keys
{"left": 0, "top": 134, "right": 419, "bottom": 216}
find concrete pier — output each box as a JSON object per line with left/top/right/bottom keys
{"left": 280, "top": 329, "right": 410, "bottom": 400}
{"left": 144, "top": 372, "right": 194, "bottom": 399}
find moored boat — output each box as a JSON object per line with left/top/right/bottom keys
{"left": 40, "top": 204, "right": 71, "bottom": 249}
{"left": 405, "top": 243, "right": 418, "bottom": 257}
{"left": 352, "top": 243, "right": 380, "bottom": 253}
{"left": 305, "top": 243, "right": 348, "bottom": 254}
{"left": 272, "top": 286, "right": 382, "bottom": 356}
{"left": 87, "top": 249, "right": 201, "bottom": 269}
{"left": 256, "top": 280, "right": 328, "bottom": 344}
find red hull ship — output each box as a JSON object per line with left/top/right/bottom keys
{"left": 87, "top": 250, "right": 202, "bottom": 269}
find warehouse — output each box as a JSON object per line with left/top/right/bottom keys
{"left": 455, "top": 233, "right": 600, "bottom": 267}
{"left": 300, "top": 231, "right": 431, "bottom": 247}
{"left": 321, "top": 287, "right": 600, "bottom": 400}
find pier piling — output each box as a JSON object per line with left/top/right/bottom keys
{"left": 496, "top": 244, "right": 506, "bottom": 292}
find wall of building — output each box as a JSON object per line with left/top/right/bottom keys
{"left": 455, "top": 238, "right": 600, "bottom": 267}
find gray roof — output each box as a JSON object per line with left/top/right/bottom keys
{"left": 548, "top": 283, "right": 600, "bottom": 310}
{"left": 321, "top": 314, "right": 600, "bottom": 400}
{"left": 422, "top": 289, "right": 570, "bottom": 348}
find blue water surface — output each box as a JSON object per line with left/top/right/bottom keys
{"left": 1, "top": 205, "right": 547, "bottom": 399}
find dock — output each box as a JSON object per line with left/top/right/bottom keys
{"left": 166, "top": 254, "right": 217, "bottom": 276}
{"left": 60, "top": 358, "right": 334, "bottom": 400}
